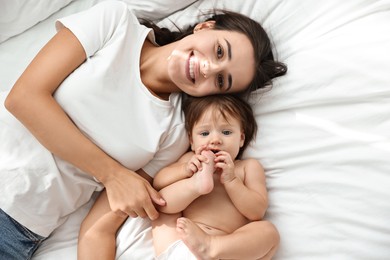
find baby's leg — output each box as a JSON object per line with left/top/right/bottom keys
{"left": 194, "top": 150, "right": 215, "bottom": 194}
{"left": 158, "top": 151, "right": 215, "bottom": 213}
{"left": 152, "top": 213, "right": 182, "bottom": 256}
{"left": 177, "top": 218, "right": 279, "bottom": 260}
{"left": 78, "top": 190, "right": 128, "bottom": 260}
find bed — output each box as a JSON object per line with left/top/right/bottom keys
{"left": 1, "top": 0, "right": 390, "bottom": 259}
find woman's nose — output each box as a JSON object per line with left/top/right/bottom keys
{"left": 200, "top": 59, "right": 218, "bottom": 78}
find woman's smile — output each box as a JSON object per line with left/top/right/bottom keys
{"left": 188, "top": 54, "right": 196, "bottom": 82}
{"left": 186, "top": 51, "right": 201, "bottom": 83}
{"left": 186, "top": 51, "right": 195, "bottom": 83}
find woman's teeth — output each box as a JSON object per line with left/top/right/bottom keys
{"left": 189, "top": 55, "right": 195, "bottom": 81}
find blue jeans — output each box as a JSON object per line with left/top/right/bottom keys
{"left": 0, "top": 208, "right": 46, "bottom": 260}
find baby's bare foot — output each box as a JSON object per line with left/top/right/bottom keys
{"left": 176, "top": 217, "right": 213, "bottom": 260}
{"left": 194, "top": 150, "right": 215, "bottom": 194}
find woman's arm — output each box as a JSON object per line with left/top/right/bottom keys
{"left": 5, "top": 28, "right": 163, "bottom": 219}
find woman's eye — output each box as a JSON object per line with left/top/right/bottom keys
{"left": 217, "top": 44, "right": 224, "bottom": 59}
{"left": 222, "top": 130, "right": 232, "bottom": 135}
{"left": 217, "top": 74, "right": 224, "bottom": 88}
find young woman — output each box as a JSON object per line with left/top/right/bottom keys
{"left": 0, "top": 0, "right": 286, "bottom": 258}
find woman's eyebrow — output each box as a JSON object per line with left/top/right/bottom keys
{"left": 225, "top": 38, "right": 232, "bottom": 91}
{"left": 225, "top": 38, "right": 232, "bottom": 60}
{"left": 227, "top": 75, "right": 232, "bottom": 91}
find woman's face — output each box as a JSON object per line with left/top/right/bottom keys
{"left": 167, "top": 24, "right": 255, "bottom": 97}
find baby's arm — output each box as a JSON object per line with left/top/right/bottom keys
{"left": 153, "top": 150, "right": 214, "bottom": 213}
{"left": 217, "top": 154, "right": 268, "bottom": 221}
{"left": 153, "top": 146, "right": 208, "bottom": 190}
{"left": 153, "top": 152, "right": 194, "bottom": 190}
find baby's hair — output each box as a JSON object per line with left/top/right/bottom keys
{"left": 182, "top": 94, "right": 257, "bottom": 159}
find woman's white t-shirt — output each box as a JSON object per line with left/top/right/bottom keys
{"left": 0, "top": 1, "right": 188, "bottom": 237}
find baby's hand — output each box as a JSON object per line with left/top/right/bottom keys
{"left": 185, "top": 154, "right": 203, "bottom": 176}
{"left": 214, "top": 151, "right": 236, "bottom": 183}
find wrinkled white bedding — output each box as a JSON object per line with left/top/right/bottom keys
{"left": 1, "top": 0, "right": 389, "bottom": 259}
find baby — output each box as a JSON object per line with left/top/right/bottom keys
{"left": 152, "top": 94, "right": 279, "bottom": 259}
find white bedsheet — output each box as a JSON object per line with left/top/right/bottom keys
{"left": 1, "top": 0, "right": 390, "bottom": 259}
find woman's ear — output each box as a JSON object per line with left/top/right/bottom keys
{"left": 193, "top": 20, "right": 216, "bottom": 33}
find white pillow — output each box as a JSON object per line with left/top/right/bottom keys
{"left": 120, "top": 0, "right": 198, "bottom": 21}
{"left": 0, "top": 0, "right": 74, "bottom": 43}
{"left": 0, "top": 0, "right": 200, "bottom": 44}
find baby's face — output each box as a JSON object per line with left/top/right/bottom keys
{"left": 190, "top": 109, "right": 244, "bottom": 160}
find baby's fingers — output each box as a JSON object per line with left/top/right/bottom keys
{"left": 188, "top": 163, "right": 198, "bottom": 174}
{"left": 195, "top": 144, "right": 209, "bottom": 155}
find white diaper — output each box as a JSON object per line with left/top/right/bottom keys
{"left": 156, "top": 240, "right": 196, "bottom": 260}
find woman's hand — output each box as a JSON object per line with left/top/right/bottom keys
{"left": 102, "top": 168, "right": 166, "bottom": 220}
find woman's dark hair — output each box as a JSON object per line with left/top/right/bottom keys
{"left": 141, "top": 10, "right": 287, "bottom": 97}
{"left": 182, "top": 94, "right": 257, "bottom": 159}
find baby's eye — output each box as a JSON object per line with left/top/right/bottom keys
{"left": 216, "top": 74, "right": 224, "bottom": 89}
{"left": 222, "top": 130, "right": 232, "bottom": 135}
{"left": 200, "top": 131, "right": 209, "bottom": 137}
{"left": 217, "top": 44, "right": 224, "bottom": 59}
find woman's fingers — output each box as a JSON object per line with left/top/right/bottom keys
{"left": 105, "top": 169, "right": 164, "bottom": 221}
